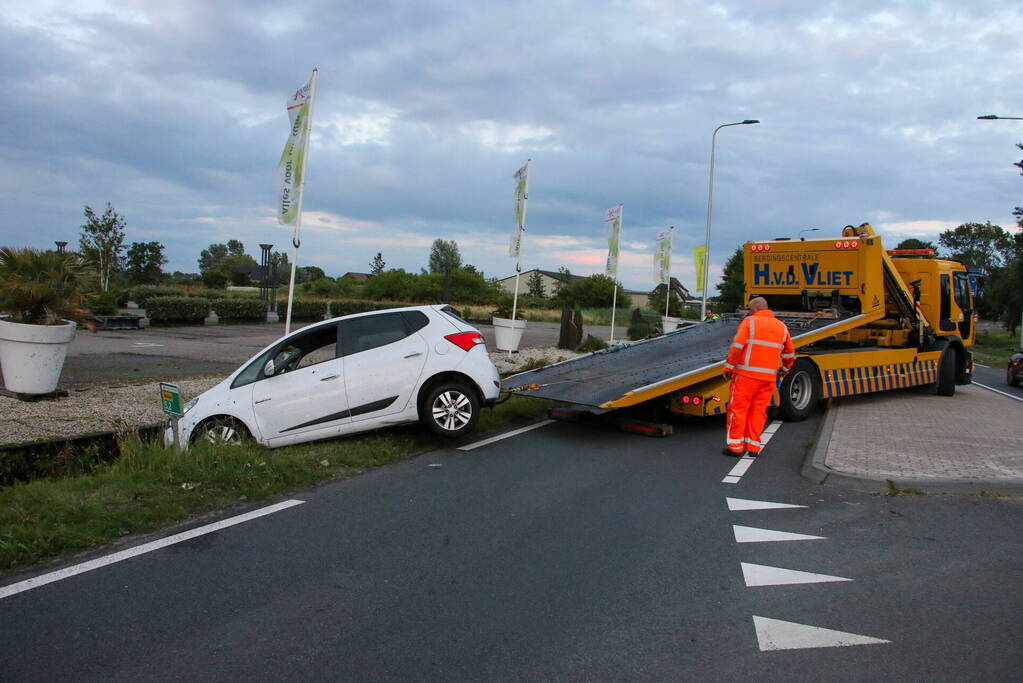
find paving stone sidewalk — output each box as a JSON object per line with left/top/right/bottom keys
{"left": 803, "top": 384, "right": 1023, "bottom": 495}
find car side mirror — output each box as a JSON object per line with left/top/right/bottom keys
{"left": 263, "top": 358, "right": 276, "bottom": 377}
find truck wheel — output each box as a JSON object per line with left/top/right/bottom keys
{"left": 928, "top": 348, "right": 956, "bottom": 397}
{"left": 778, "top": 359, "right": 820, "bottom": 422}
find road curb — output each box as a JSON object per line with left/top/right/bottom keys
{"left": 800, "top": 399, "right": 1023, "bottom": 497}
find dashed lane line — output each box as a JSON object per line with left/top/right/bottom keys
{"left": 722, "top": 420, "right": 782, "bottom": 484}
{"left": 458, "top": 419, "right": 555, "bottom": 451}
{"left": 0, "top": 499, "right": 306, "bottom": 600}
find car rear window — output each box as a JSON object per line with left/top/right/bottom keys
{"left": 439, "top": 305, "right": 468, "bottom": 325}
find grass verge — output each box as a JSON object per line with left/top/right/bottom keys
{"left": 972, "top": 328, "right": 1020, "bottom": 366}
{"left": 0, "top": 395, "right": 552, "bottom": 577}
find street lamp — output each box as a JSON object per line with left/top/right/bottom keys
{"left": 798, "top": 228, "right": 819, "bottom": 241}
{"left": 976, "top": 113, "right": 1023, "bottom": 349}
{"left": 701, "top": 119, "right": 759, "bottom": 319}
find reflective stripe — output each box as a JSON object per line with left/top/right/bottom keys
{"left": 731, "top": 343, "right": 744, "bottom": 350}
{"left": 781, "top": 353, "right": 796, "bottom": 359}
{"left": 724, "top": 363, "right": 735, "bottom": 369}
{"left": 750, "top": 339, "right": 784, "bottom": 349}
{"left": 736, "top": 364, "right": 778, "bottom": 375}
{"left": 744, "top": 318, "right": 756, "bottom": 367}
{"left": 745, "top": 438, "right": 763, "bottom": 447}
{"left": 727, "top": 437, "right": 744, "bottom": 445}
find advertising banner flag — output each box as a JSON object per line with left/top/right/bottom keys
{"left": 693, "top": 244, "right": 707, "bottom": 293}
{"left": 604, "top": 204, "right": 623, "bottom": 278}
{"left": 655, "top": 227, "right": 673, "bottom": 283}
{"left": 277, "top": 73, "right": 315, "bottom": 226}
{"left": 510, "top": 161, "right": 530, "bottom": 259}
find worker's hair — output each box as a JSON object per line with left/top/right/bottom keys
{"left": 747, "top": 296, "right": 768, "bottom": 312}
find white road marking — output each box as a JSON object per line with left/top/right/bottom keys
{"left": 727, "top": 497, "right": 807, "bottom": 511}
{"left": 132, "top": 342, "right": 164, "bottom": 347}
{"left": 753, "top": 616, "right": 890, "bottom": 651}
{"left": 458, "top": 419, "right": 555, "bottom": 451}
{"left": 741, "top": 562, "right": 852, "bottom": 587}
{"left": 975, "top": 362, "right": 989, "bottom": 368}
{"left": 974, "top": 381, "right": 1023, "bottom": 404}
{"left": 733, "top": 525, "right": 825, "bottom": 543}
{"left": 721, "top": 420, "right": 782, "bottom": 484}
{"left": 0, "top": 499, "right": 306, "bottom": 601}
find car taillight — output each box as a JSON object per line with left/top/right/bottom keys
{"left": 445, "top": 332, "right": 485, "bottom": 351}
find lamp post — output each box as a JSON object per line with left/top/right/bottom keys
{"left": 798, "top": 228, "right": 819, "bottom": 241}
{"left": 976, "top": 113, "right": 1023, "bottom": 349}
{"left": 701, "top": 119, "right": 759, "bottom": 319}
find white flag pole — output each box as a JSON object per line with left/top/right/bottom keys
{"left": 511, "top": 159, "right": 530, "bottom": 324}
{"left": 664, "top": 226, "right": 674, "bottom": 319}
{"left": 284, "top": 69, "right": 318, "bottom": 336}
{"left": 605, "top": 204, "right": 623, "bottom": 346}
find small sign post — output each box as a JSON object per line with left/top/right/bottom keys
{"left": 160, "top": 382, "right": 183, "bottom": 450}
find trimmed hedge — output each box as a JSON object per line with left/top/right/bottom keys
{"left": 146, "top": 296, "right": 210, "bottom": 324}
{"left": 327, "top": 299, "right": 402, "bottom": 317}
{"left": 126, "top": 286, "right": 182, "bottom": 308}
{"left": 277, "top": 298, "right": 327, "bottom": 321}
{"left": 213, "top": 298, "right": 267, "bottom": 322}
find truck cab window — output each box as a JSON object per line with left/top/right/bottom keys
{"left": 939, "top": 273, "right": 955, "bottom": 331}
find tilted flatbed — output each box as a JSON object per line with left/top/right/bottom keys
{"left": 501, "top": 312, "right": 875, "bottom": 410}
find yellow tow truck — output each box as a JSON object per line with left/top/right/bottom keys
{"left": 502, "top": 223, "right": 974, "bottom": 429}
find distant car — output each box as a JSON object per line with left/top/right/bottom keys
{"left": 166, "top": 305, "right": 501, "bottom": 448}
{"left": 1008, "top": 352, "right": 1023, "bottom": 387}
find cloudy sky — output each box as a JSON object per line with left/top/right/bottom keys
{"left": 2, "top": 0, "right": 1021, "bottom": 293}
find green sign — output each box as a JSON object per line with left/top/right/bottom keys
{"left": 160, "top": 382, "right": 182, "bottom": 416}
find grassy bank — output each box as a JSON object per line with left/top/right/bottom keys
{"left": 0, "top": 395, "right": 552, "bottom": 577}
{"left": 972, "top": 328, "right": 1021, "bottom": 366}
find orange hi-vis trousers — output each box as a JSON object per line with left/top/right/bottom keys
{"left": 726, "top": 374, "right": 775, "bottom": 454}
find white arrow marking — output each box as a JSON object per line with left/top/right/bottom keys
{"left": 733, "top": 525, "right": 825, "bottom": 543}
{"left": 753, "top": 616, "right": 890, "bottom": 651}
{"left": 727, "top": 497, "right": 807, "bottom": 511}
{"left": 741, "top": 562, "right": 852, "bottom": 587}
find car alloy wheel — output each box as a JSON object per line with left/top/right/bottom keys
{"left": 424, "top": 382, "right": 479, "bottom": 437}
{"left": 195, "top": 417, "right": 249, "bottom": 446}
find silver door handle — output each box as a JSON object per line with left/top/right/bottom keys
{"left": 404, "top": 352, "right": 423, "bottom": 358}
{"left": 320, "top": 374, "right": 339, "bottom": 381}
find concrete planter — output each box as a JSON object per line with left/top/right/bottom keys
{"left": 492, "top": 316, "right": 527, "bottom": 351}
{"left": 0, "top": 318, "right": 77, "bottom": 394}
{"left": 662, "top": 316, "right": 682, "bottom": 333}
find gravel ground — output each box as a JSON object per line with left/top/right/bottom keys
{"left": 0, "top": 347, "right": 579, "bottom": 446}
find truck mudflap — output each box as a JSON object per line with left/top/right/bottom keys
{"left": 501, "top": 314, "right": 872, "bottom": 409}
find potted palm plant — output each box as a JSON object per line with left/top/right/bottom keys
{"left": 491, "top": 299, "right": 527, "bottom": 352}
{"left": 0, "top": 247, "right": 91, "bottom": 396}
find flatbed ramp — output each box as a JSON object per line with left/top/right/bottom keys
{"left": 502, "top": 315, "right": 864, "bottom": 409}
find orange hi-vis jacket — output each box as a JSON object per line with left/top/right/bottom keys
{"left": 724, "top": 309, "right": 796, "bottom": 381}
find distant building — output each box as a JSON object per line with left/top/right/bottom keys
{"left": 495, "top": 269, "right": 584, "bottom": 298}
{"left": 341, "top": 272, "right": 371, "bottom": 282}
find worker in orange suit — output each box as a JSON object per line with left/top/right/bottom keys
{"left": 722, "top": 297, "right": 795, "bottom": 457}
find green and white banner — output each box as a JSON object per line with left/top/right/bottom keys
{"left": 510, "top": 160, "right": 530, "bottom": 259}
{"left": 277, "top": 73, "right": 315, "bottom": 226}
{"left": 604, "top": 204, "right": 623, "bottom": 278}
{"left": 655, "top": 227, "right": 673, "bottom": 283}
{"left": 693, "top": 244, "right": 707, "bottom": 294}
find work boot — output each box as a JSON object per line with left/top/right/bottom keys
{"left": 722, "top": 447, "right": 744, "bottom": 457}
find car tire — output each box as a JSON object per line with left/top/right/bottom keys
{"left": 423, "top": 382, "right": 480, "bottom": 437}
{"left": 1009, "top": 366, "right": 1021, "bottom": 387}
{"left": 778, "top": 358, "right": 821, "bottom": 422}
{"left": 192, "top": 416, "right": 251, "bottom": 446}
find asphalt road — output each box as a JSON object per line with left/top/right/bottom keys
{"left": 2, "top": 409, "right": 1021, "bottom": 680}
{"left": 972, "top": 360, "right": 1023, "bottom": 401}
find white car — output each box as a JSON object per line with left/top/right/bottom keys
{"left": 166, "top": 305, "right": 501, "bottom": 448}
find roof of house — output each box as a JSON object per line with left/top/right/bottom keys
{"left": 497, "top": 268, "right": 586, "bottom": 284}
{"left": 341, "top": 272, "right": 371, "bottom": 281}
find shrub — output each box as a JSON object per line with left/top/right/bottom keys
{"left": 277, "top": 298, "right": 327, "bottom": 321}
{"left": 577, "top": 334, "right": 609, "bottom": 353}
{"left": 127, "top": 285, "right": 181, "bottom": 308}
{"left": 146, "top": 296, "right": 210, "bottom": 324}
{"left": 213, "top": 298, "right": 267, "bottom": 322}
{"left": 627, "top": 322, "right": 652, "bottom": 341}
{"left": 85, "top": 291, "right": 120, "bottom": 316}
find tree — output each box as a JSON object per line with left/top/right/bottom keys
{"left": 226, "top": 240, "right": 246, "bottom": 258}
{"left": 553, "top": 274, "right": 627, "bottom": 308}
{"left": 268, "top": 250, "right": 290, "bottom": 287}
{"left": 429, "top": 239, "right": 462, "bottom": 300}
{"left": 715, "top": 246, "right": 745, "bottom": 314}
{"left": 296, "top": 265, "right": 326, "bottom": 283}
{"left": 79, "top": 203, "right": 127, "bottom": 292}
{"left": 124, "top": 241, "right": 167, "bottom": 285}
{"left": 937, "top": 222, "right": 1012, "bottom": 274}
{"left": 370, "top": 253, "right": 386, "bottom": 275}
{"left": 527, "top": 270, "right": 546, "bottom": 298}
{"left": 895, "top": 238, "right": 937, "bottom": 251}
{"left": 198, "top": 243, "right": 229, "bottom": 272}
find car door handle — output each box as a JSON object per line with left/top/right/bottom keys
{"left": 255, "top": 398, "right": 271, "bottom": 404}
{"left": 320, "top": 374, "right": 339, "bottom": 381}
{"left": 404, "top": 352, "right": 423, "bottom": 358}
